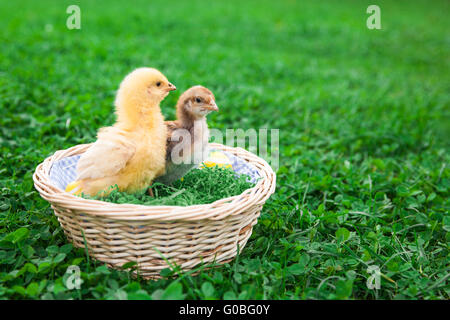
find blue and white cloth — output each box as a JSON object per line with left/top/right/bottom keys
{"left": 49, "top": 149, "right": 260, "bottom": 190}
{"left": 49, "top": 155, "right": 81, "bottom": 190}
{"left": 221, "top": 151, "right": 260, "bottom": 183}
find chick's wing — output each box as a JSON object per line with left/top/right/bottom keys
{"left": 165, "top": 120, "right": 182, "bottom": 160}
{"left": 76, "top": 128, "right": 136, "bottom": 180}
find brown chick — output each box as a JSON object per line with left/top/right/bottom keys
{"left": 155, "top": 86, "right": 219, "bottom": 185}
{"left": 66, "top": 67, "right": 176, "bottom": 196}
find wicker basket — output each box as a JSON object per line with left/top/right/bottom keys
{"left": 33, "top": 143, "right": 276, "bottom": 279}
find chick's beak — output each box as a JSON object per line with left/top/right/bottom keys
{"left": 167, "top": 82, "right": 176, "bottom": 91}
{"left": 208, "top": 102, "right": 219, "bottom": 112}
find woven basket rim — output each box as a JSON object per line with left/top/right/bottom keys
{"left": 33, "top": 142, "right": 276, "bottom": 221}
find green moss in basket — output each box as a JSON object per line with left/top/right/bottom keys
{"left": 81, "top": 166, "right": 255, "bottom": 206}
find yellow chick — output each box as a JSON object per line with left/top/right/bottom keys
{"left": 66, "top": 67, "right": 176, "bottom": 196}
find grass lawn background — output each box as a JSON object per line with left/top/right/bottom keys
{"left": 0, "top": 0, "right": 448, "bottom": 299}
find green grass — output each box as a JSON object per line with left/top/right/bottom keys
{"left": 0, "top": 0, "right": 449, "bottom": 300}
{"left": 82, "top": 166, "right": 255, "bottom": 206}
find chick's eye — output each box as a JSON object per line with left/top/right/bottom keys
{"left": 195, "top": 97, "right": 202, "bottom": 103}
{"left": 156, "top": 82, "right": 161, "bottom": 87}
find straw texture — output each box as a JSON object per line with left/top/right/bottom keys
{"left": 33, "top": 143, "right": 276, "bottom": 279}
